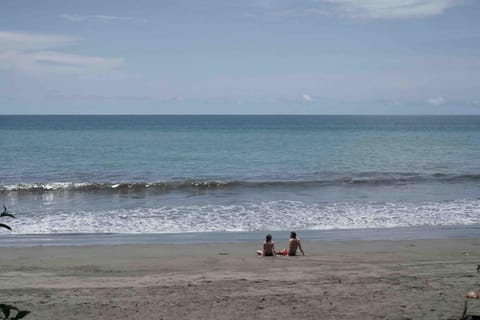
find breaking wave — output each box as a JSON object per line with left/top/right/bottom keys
{"left": 1, "top": 172, "right": 480, "bottom": 193}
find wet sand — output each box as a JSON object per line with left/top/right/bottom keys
{"left": 1, "top": 238, "right": 480, "bottom": 319}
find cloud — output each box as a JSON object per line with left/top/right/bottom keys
{"left": 0, "top": 31, "right": 74, "bottom": 51}
{"left": 323, "top": 0, "right": 464, "bottom": 19}
{"left": 248, "top": 0, "right": 465, "bottom": 20}
{"left": 470, "top": 100, "right": 480, "bottom": 107}
{"left": 0, "top": 31, "right": 123, "bottom": 74}
{"left": 303, "top": 94, "right": 313, "bottom": 102}
{"left": 59, "top": 14, "right": 147, "bottom": 23}
{"left": 427, "top": 96, "right": 446, "bottom": 105}
{"left": 0, "top": 51, "right": 123, "bottom": 73}
{"left": 246, "top": 8, "right": 330, "bottom": 19}
{"left": 389, "top": 98, "right": 402, "bottom": 106}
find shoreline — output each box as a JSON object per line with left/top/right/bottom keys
{"left": 1, "top": 238, "right": 480, "bottom": 319}
{"left": 1, "top": 224, "right": 479, "bottom": 247}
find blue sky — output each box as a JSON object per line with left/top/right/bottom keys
{"left": 1, "top": 0, "right": 479, "bottom": 114}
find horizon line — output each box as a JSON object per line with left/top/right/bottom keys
{"left": 1, "top": 113, "right": 480, "bottom": 117}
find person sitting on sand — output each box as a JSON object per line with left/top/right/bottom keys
{"left": 287, "top": 231, "right": 304, "bottom": 256}
{"left": 256, "top": 234, "right": 276, "bottom": 256}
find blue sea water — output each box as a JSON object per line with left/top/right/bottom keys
{"left": 0, "top": 115, "right": 479, "bottom": 240}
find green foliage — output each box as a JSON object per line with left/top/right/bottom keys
{"left": 0, "top": 304, "right": 30, "bottom": 320}
{"left": 0, "top": 205, "right": 15, "bottom": 231}
{"left": 0, "top": 223, "right": 11, "bottom": 231}
{"left": 0, "top": 206, "right": 30, "bottom": 319}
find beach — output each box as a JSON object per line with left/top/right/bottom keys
{"left": 2, "top": 0, "right": 480, "bottom": 316}
{"left": 1, "top": 116, "right": 479, "bottom": 318}
{"left": 1, "top": 238, "right": 480, "bottom": 320}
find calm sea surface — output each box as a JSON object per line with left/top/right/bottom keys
{"left": 0, "top": 115, "right": 479, "bottom": 240}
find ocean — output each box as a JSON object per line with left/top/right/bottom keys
{"left": 0, "top": 115, "right": 479, "bottom": 245}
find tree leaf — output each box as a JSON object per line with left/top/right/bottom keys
{"left": 0, "top": 304, "right": 11, "bottom": 318}
{"left": 0, "top": 304, "right": 18, "bottom": 319}
{"left": 0, "top": 223, "right": 12, "bottom": 231}
{"left": 13, "top": 310, "right": 30, "bottom": 320}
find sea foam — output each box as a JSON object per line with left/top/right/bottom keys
{"left": 8, "top": 199, "right": 480, "bottom": 234}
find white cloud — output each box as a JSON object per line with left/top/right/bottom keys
{"left": 0, "top": 51, "right": 123, "bottom": 74}
{"left": 470, "top": 100, "right": 480, "bottom": 107}
{"left": 247, "top": 8, "right": 330, "bottom": 19}
{"left": 390, "top": 98, "right": 402, "bottom": 106}
{"left": 323, "top": 0, "right": 463, "bottom": 19}
{"left": 0, "top": 31, "right": 123, "bottom": 74}
{"left": 59, "top": 14, "right": 147, "bottom": 23}
{"left": 303, "top": 93, "right": 313, "bottom": 102}
{"left": 248, "top": 0, "right": 464, "bottom": 20}
{"left": 0, "top": 31, "right": 74, "bottom": 51}
{"left": 427, "top": 96, "right": 446, "bottom": 105}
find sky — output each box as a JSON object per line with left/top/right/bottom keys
{"left": 1, "top": 0, "right": 479, "bottom": 114}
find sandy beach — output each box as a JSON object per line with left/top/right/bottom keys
{"left": 1, "top": 238, "right": 479, "bottom": 320}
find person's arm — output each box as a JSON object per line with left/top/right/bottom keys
{"left": 298, "top": 240, "right": 305, "bottom": 256}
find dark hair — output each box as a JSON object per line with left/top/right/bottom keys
{"left": 290, "top": 231, "right": 296, "bottom": 239}
{"left": 266, "top": 234, "right": 272, "bottom": 242}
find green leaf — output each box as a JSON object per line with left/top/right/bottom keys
{"left": 0, "top": 304, "right": 11, "bottom": 318}
{"left": 0, "top": 223, "right": 12, "bottom": 231}
{"left": 0, "top": 304, "right": 18, "bottom": 319}
{"left": 13, "top": 310, "right": 30, "bottom": 320}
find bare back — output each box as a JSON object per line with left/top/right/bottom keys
{"left": 288, "top": 238, "right": 304, "bottom": 256}
{"left": 263, "top": 241, "right": 275, "bottom": 256}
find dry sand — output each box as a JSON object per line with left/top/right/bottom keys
{"left": 1, "top": 238, "right": 480, "bottom": 319}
